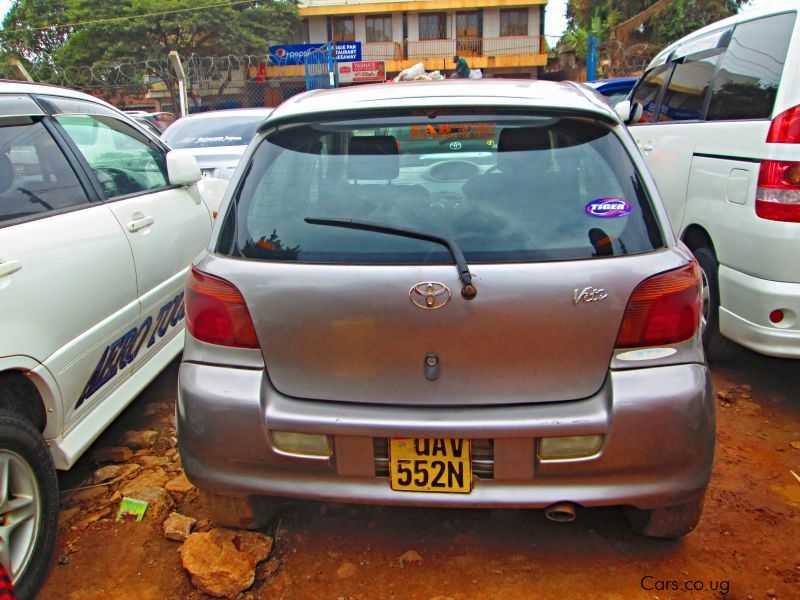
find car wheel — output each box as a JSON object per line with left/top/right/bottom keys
{"left": 199, "top": 490, "right": 278, "bottom": 530}
{"left": 0, "top": 410, "right": 58, "bottom": 599}
{"left": 625, "top": 495, "right": 704, "bottom": 539}
{"left": 693, "top": 246, "right": 729, "bottom": 360}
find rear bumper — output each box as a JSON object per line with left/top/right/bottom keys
{"left": 177, "top": 362, "right": 714, "bottom": 510}
{"left": 719, "top": 266, "right": 800, "bottom": 358}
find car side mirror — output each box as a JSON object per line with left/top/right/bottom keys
{"left": 614, "top": 100, "right": 643, "bottom": 125}
{"left": 167, "top": 150, "right": 201, "bottom": 186}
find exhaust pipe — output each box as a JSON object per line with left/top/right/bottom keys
{"left": 544, "top": 502, "right": 577, "bottom": 523}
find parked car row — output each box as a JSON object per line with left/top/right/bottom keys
{"left": 160, "top": 108, "right": 273, "bottom": 181}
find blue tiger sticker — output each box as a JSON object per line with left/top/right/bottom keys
{"left": 585, "top": 198, "right": 632, "bottom": 218}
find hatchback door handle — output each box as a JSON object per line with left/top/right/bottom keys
{"left": 126, "top": 214, "right": 155, "bottom": 232}
{"left": 0, "top": 259, "right": 22, "bottom": 279}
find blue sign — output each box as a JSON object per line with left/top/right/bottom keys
{"left": 269, "top": 42, "right": 361, "bottom": 66}
{"left": 334, "top": 42, "right": 361, "bottom": 62}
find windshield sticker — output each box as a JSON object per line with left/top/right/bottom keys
{"left": 585, "top": 198, "right": 632, "bottom": 218}
{"left": 410, "top": 123, "right": 496, "bottom": 140}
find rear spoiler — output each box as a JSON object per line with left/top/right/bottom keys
{"left": 258, "top": 104, "right": 619, "bottom": 133}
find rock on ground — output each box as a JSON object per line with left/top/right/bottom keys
{"left": 336, "top": 561, "right": 357, "bottom": 579}
{"left": 92, "top": 446, "right": 133, "bottom": 463}
{"left": 121, "top": 430, "right": 159, "bottom": 450}
{"left": 93, "top": 463, "right": 139, "bottom": 484}
{"left": 163, "top": 512, "right": 196, "bottom": 542}
{"left": 119, "top": 468, "right": 172, "bottom": 515}
{"left": 399, "top": 550, "right": 423, "bottom": 567}
{"left": 137, "top": 455, "right": 172, "bottom": 468}
{"left": 165, "top": 473, "right": 195, "bottom": 499}
{"left": 180, "top": 528, "right": 273, "bottom": 597}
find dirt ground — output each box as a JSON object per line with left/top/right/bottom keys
{"left": 38, "top": 345, "right": 800, "bottom": 600}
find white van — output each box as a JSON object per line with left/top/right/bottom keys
{"left": 626, "top": 5, "right": 800, "bottom": 358}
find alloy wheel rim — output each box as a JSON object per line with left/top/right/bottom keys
{"left": 0, "top": 450, "right": 41, "bottom": 585}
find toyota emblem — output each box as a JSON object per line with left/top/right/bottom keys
{"left": 449, "top": 141, "right": 463, "bottom": 151}
{"left": 410, "top": 282, "right": 451, "bottom": 310}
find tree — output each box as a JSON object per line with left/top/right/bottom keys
{"left": 0, "top": 0, "right": 300, "bottom": 101}
{"left": 563, "top": 0, "right": 745, "bottom": 49}
{"left": 559, "top": 0, "right": 745, "bottom": 75}
{"left": 1, "top": 0, "right": 70, "bottom": 82}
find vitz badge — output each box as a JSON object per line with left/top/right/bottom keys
{"left": 574, "top": 287, "right": 608, "bottom": 305}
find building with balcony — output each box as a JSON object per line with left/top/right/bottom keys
{"left": 298, "top": 0, "right": 548, "bottom": 78}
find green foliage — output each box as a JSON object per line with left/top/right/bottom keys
{"left": 0, "top": 0, "right": 300, "bottom": 71}
{"left": 563, "top": 0, "right": 745, "bottom": 51}
{"left": 562, "top": 28, "right": 588, "bottom": 60}
{"left": 647, "top": 0, "right": 745, "bottom": 47}
{"left": 1, "top": 0, "right": 68, "bottom": 66}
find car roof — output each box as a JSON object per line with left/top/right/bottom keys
{"left": 647, "top": 5, "right": 798, "bottom": 70}
{"left": 265, "top": 80, "right": 618, "bottom": 128}
{"left": 175, "top": 108, "right": 275, "bottom": 121}
{"left": 0, "top": 79, "right": 111, "bottom": 105}
{"left": 584, "top": 78, "right": 638, "bottom": 91}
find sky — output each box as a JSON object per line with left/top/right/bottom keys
{"left": 0, "top": 0, "right": 786, "bottom": 38}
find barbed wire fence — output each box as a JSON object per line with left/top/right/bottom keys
{"left": 599, "top": 41, "right": 660, "bottom": 78}
{"left": 14, "top": 53, "right": 312, "bottom": 116}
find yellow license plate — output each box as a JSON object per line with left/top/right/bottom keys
{"left": 389, "top": 438, "right": 472, "bottom": 493}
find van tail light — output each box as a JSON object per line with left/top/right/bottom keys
{"left": 755, "top": 160, "right": 800, "bottom": 222}
{"left": 615, "top": 262, "right": 702, "bottom": 348}
{"left": 185, "top": 266, "right": 259, "bottom": 348}
{"left": 767, "top": 105, "right": 800, "bottom": 143}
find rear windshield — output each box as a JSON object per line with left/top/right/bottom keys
{"left": 162, "top": 115, "right": 265, "bottom": 149}
{"left": 218, "top": 113, "right": 663, "bottom": 263}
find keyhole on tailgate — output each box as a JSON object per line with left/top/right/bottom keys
{"left": 424, "top": 353, "right": 440, "bottom": 381}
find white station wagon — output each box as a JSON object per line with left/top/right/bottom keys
{"left": 0, "top": 81, "right": 221, "bottom": 597}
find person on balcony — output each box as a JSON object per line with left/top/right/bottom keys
{"left": 451, "top": 55, "right": 470, "bottom": 78}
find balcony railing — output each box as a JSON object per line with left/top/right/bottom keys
{"left": 483, "top": 35, "right": 543, "bottom": 56}
{"left": 407, "top": 38, "right": 456, "bottom": 60}
{"left": 362, "top": 42, "right": 404, "bottom": 61}
{"left": 396, "top": 36, "right": 544, "bottom": 61}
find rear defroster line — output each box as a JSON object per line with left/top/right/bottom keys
{"left": 304, "top": 217, "right": 478, "bottom": 299}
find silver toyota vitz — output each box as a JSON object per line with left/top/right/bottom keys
{"left": 178, "top": 80, "right": 714, "bottom": 538}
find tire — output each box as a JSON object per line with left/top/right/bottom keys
{"left": 692, "top": 246, "right": 730, "bottom": 360}
{"left": 199, "top": 491, "right": 278, "bottom": 530}
{"left": 0, "top": 410, "right": 58, "bottom": 599}
{"left": 625, "top": 495, "right": 705, "bottom": 539}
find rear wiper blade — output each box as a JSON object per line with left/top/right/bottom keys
{"left": 304, "top": 217, "right": 477, "bottom": 300}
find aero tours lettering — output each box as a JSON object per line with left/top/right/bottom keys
{"left": 76, "top": 292, "right": 185, "bottom": 408}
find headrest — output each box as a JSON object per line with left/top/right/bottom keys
{"left": 0, "top": 153, "right": 13, "bottom": 195}
{"left": 347, "top": 136, "right": 399, "bottom": 180}
{"left": 497, "top": 127, "right": 554, "bottom": 173}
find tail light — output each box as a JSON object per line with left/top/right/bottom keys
{"left": 615, "top": 262, "right": 702, "bottom": 348}
{"left": 185, "top": 266, "right": 259, "bottom": 348}
{"left": 756, "top": 160, "right": 800, "bottom": 222}
{"left": 767, "top": 105, "right": 800, "bottom": 143}
{"left": 758, "top": 105, "right": 800, "bottom": 222}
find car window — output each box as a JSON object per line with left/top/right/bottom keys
{"left": 631, "top": 65, "right": 672, "bottom": 123}
{"left": 55, "top": 114, "right": 169, "bottom": 198}
{"left": 601, "top": 90, "right": 633, "bottom": 106}
{"left": 161, "top": 115, "right": 267, "bottom": 149}
{"left": 706, "top": 12, "right": 797, "bottom": 121}
{"left": 658, "top": 51, "right": 722, "bottom": 122}
{"left": 218, "top": 114, "right": 663, "bottom": 264}
{"left": 0, "top": 119, "right": 91, "bottom": 224}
